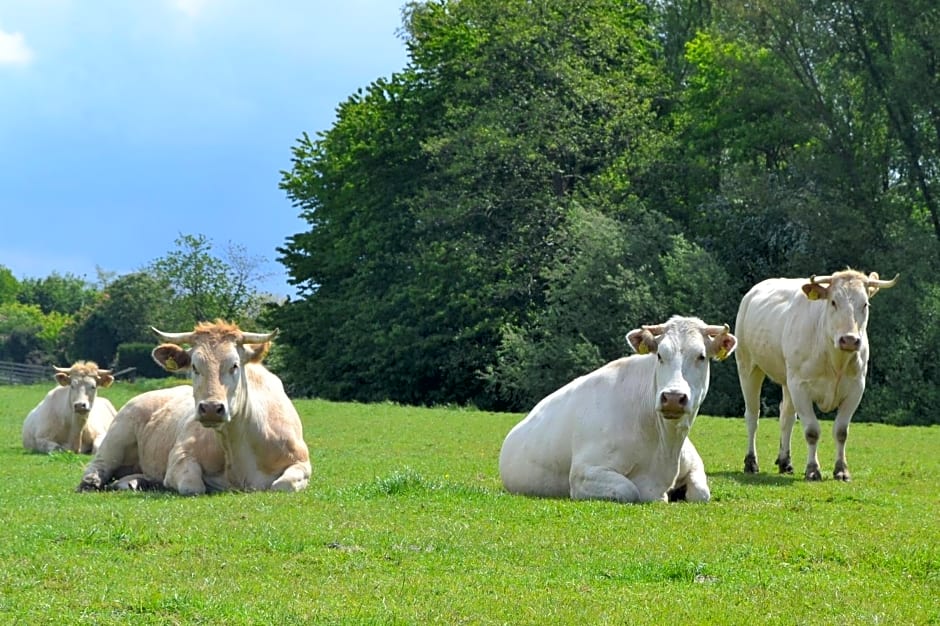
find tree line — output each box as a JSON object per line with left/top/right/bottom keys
{"left": 0, "top": 234, "right": 272, "bottom": 378}
{"left": 269, "top": 0, "right": 939, "bottom": 425}
{"left": 5, "top": 0, "right": 937, "bottom": 426}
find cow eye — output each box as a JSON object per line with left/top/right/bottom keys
{"left": 231, "top": 363, "right": 239, "bottom": 374}
{"left": 830, "top": 300, "right": 837, "bottom": 308}
{"left": 656, "top": 353, "right": 663, "bottom": 363}
{"left": 698, "top": 353, "right": 707, "bottom": 362}
{"left": 191, "top": 365, "right": 200, "bottom": 376}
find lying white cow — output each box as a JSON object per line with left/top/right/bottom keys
{"left": 22, "top": 361, "right": 116, "bottom": 454}
{"left": 735, "top": 270, "right": 898, "bottom": 480}
{"left": 499, "top": 316, "right": 737, "bottom": 503}
{"left": 78, "top": 320, "right": 311, "bottom": 494}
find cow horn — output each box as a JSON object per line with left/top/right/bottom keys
{"left": 97, "top": 369, "right": 113, "bottom": 375}
{"left": 704, "top": 323, "right": 730, "bottom": 336}
{"left": 866, "top": 273, "right": 899, "bottom": 289}
{"left": 240, "top": 329, "right": 278, "bottom": 344}
{"left": 151, "top": 327, "right": 196, "bottom": 345}
{"left": 53, "top": 366, "right": 70, "bottom": 374}
{"left": 809, "top": 274, "right": 833, "bottom": 285}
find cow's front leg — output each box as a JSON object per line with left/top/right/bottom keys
{"left": 672, "top": 439, "right": 710, "bottom": 502}
{"left": 270, "top": 461, "right": 311, "bottom": 492}
{"left": 77, "top": 420, "right": 136, "bottom": 491}
{"left": 789, "top": 387, "right": 822, "bottom": 480}
{"left": 165, "top": 446, "right": 207, "bottom": 495}
{"left": 569, "top": 464, "right": 642, "bottom": 503}
{"left": 833, "top": 387, "right": 863, "bottom": 481}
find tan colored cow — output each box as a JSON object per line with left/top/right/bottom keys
{"left": 735, "top": 270, "right": 898, "bottom": 481}
{"left": 78, "top": 321, "right": 310, "bottom": 494}
{"left": 22, "top": 361, "right": 116, "bottom": 454}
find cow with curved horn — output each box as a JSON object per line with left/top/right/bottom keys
{"left": 499, "top": 316, "right": 737, "bottom": 503}
{"left": 78, "top": 320, "right": 311, "bottom": 495}
{"left": 22, "top": 361, "right": 117, "bottom": 454}
{"left": 735, "top": 269, "right": 898, "bottom": 481}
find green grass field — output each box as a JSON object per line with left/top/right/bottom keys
{"left": 1, "top": 381, "right": 937, "bottom": 624}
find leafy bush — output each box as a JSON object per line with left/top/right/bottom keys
{"left": 114, "top": 343, "right": 168, "bottom": 379}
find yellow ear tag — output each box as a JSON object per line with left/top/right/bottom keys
{"left": 165, "top": 357, "right": 178, "bottom": 371}
{"left": 716, "top": 346, "right": 728, "bottom": 361}
{"left": 806, "top": 289, "right": 819, "bottom": 301}
{"left": 637, "top": 343, "right": 650, "bottom": 355}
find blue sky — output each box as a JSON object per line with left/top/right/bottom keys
{"left": 0, "top": 1, "right": 410, "bottom": 296}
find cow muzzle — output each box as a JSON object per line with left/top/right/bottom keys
{"left": 73, "top": 402, "right": 90, "bottom": 414}
{"left": 197, "top": 401, "right": 229, "bottom": 428}
{"left": 658, "top": 391, "right": 689, "bottom": 420}
{"left": 838, "top": 333, "right": 862, "bottom": 352}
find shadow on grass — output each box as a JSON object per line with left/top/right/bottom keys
{"left": 710, "top": 470, "right": 796, "bottom": 487}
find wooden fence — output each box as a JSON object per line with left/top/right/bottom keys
{"left": 0, "top": 362, "right": 137, "bottom": 385}
{"left": 0, "top": 361, "right": 52, "bottom": 385}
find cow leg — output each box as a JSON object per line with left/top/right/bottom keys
{"left": 165, "top": 449, "right": 208, "bottom": 496}
{"left": 833, "top": 388, "right": 863, "bottom": 481}
{"left": 271, "top": 462, "right": 311, "bottom": 493}
{"left": 569, "top": 464, "right": 641, "bottom": 503}
{"left": 34, "top": 438, "right": 67, "bottom": 454}
{"left": 788, "top": 388, "right": 822, "bottom": 481}
{"left": 738, "top": 364, "right": 765, "bottom": 473}
{"left": 672, "top": 439, "right": 710, "bottom": 503}
{"left": 775, "top": 387, "right": 796, "bottom": 474}
{"left": 77, "top": 419, "right": 136, "bottom": 491}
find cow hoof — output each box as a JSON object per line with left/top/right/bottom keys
{"left": 804, "top": 466, "right": 822, "bottom": 481}
{"left": 76, "top": 478, "right": 102, "bottom": 492}
{"left": 775, "top": 457, "right": 794, "bottom": 474}
{"left": 834, "top": 469, "right": 851, "bottom": 482}
{"left": 744, "top": 454, "right": 759, "bottom": 474}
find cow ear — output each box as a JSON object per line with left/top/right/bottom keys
{"left": 98, "top": 373, "right": 115, "bottom": 388}
{"left": 801, "top": 282, "right": 828, "bottom": 301}
{"left": 242, "top": 342, "right": 271, "bottom": 364}
{"left": 709, "top": 332, "right": 737, "bottom": 361}
{"left": 152, "top": 344, "right": 191, "bottom": 372}
{"left": 54, "top": 372, "right": 70, "bottom": 387}
{"left": 626, "top": 329, "right": 657, "bottom": 355}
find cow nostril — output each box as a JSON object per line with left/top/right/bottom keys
{"left": 198, "top": 402, "right": 226, "bottom": 417}
{"left": 678, "top": 394, "right": 688, "bottom": 407}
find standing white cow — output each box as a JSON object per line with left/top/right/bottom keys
{"left": 735, "top": 269, "right": 898, "bottom": 481}
{"left": 22, "top": 361, "right": 116, "bottom": 454}
{"left": 499, "top": 316, "right": 737, "bottom": 503}
{"left": 78, "top": 320, "right": 311, "bottom": 495}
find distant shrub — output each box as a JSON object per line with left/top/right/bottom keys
{"left": 114, "top": 342, "right": 168, "bottom": 379}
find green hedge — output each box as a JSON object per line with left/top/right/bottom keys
{"left": 114, "top": 342, "right": 168, "bottom": 379}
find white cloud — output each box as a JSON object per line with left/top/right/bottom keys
{"left": 0, "top": 28, "right": 33, "bottom": 66}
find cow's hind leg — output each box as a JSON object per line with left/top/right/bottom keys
{"left": 570, "top": 465, "right": 642, "bottom": 503}
{"left": 775, "top": 387, "right": 796, "bottom": 474}
{"left": 738, "top": 362, "right": 765, "bottom": 473}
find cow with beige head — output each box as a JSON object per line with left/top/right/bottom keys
{"left": 78, "top": 321, "right": 310, "bottom": 495}
{"left": 735, "top": 270, "right": 898, "bottom": 481}
{"left": 499, "top": 316, "right": 736, "bottom": 503}
{"left": 22, "top": 361, "right": 116, "bottom": 454}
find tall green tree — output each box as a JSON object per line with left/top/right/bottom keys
{"left": 149, "top": 233, "right": 266, "bottom": 327}
{"left": 272, "top": 0, "right": 687, "bottom": 408}
{"left": 17, "top": 272, "right": 98, "bottom": 316}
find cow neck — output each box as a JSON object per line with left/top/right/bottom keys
{"left": 67, "top": 415, "right": 86, "bottom": 452}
